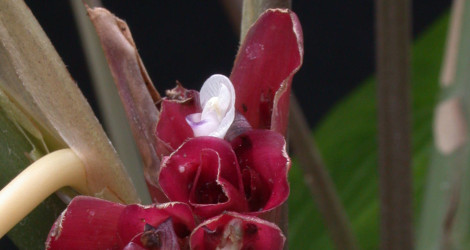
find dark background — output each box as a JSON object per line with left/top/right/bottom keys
{"left": 1, "top": 0, "right": 451, "bottom": 248}
{"left": 15, "top": 0, "right": 453, "bottom": 126}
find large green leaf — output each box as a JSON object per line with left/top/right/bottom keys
{"left": 289, "top": 12, "right": 448, "bottom": 249}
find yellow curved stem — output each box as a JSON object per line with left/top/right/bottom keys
{"left": 0, "top": 149, "right": 88, "bottom": 237}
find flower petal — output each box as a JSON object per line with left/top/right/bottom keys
{"left": 190, "top": 212, "right": 285, "bottom": 250}
{"left": 200, "top": 75, "right": 234, "bottom": 114}
{"left": 230, "top": 9, "right": 303, "bottom": 135}
{"left": 186, "top": 112, "right": 220, "bottom": 137}
{"left": 231, "top": 130, "right": 290, "bottom": 213}
{"left": 188, "top": 74, "right": 236, "bottom": 138}
{"left": 159, "top": 137, "right": 248, "bottom": 219}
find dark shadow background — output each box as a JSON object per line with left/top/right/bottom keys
{"left": 17, "top": 0, "right": 453, "bottom": 127}
{"left": 1, "top": 0, "right": 451, "bottom": 248}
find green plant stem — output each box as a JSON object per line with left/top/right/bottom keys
{"left": 241, "top": 0, "right": 291, "bottom": 40}
{"left": 376, "top": 0, "right": 413, "bottom": 249}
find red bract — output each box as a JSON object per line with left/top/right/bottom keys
{"left": 230, "top": 9, "right": 303, "bottom": 135}
{"left": 231, "top": 130, "right": 290, "bottom": 213}
{"left": 43, "top": 6, "right": 302, "bottom": 250}
{"left": 154, "top": 9, "right": 303, "bottom": 156}
{"left": 159, "top": 137, "right": 249, "bottom": 219}
{"left": 155, "top": 85, "right": 201, "bottom": 157}
{"left": 190, "top": 212, "right": 285, "bottom": 250}
{"left": 155, "top": 9, "right": 299, "bottom": 215}
{"left": 45, "top": 196, "right": 195, "bottom": 250}
{"left": 158, "top": 129, "right": 290, "bottom": 219}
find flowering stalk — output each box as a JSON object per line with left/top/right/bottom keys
{"left": 43, "top": 5, "right": 302, "bottom": 249}
{"left": 0, "top": 149, "right": 88, "bottom": 238}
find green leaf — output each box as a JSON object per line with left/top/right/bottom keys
{"left": 289, "top": 12, "right": 448, "bottom": 249}
{"left": 0, "top": 0, "right": 139, "bottom": 204}
{"left": 0, "top": 95, "right": 65, "bottom": 250}
{"left": 0, "top": 0, "right": 140, "bottom": 246}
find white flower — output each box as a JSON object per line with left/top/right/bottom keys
{"left": 186, "top": 74, "right": 236, "bottom": 138}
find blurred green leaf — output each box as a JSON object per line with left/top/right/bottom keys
{"left": 289, "top": 12, "right": 448, "bottom": 249}
{"left": 417, "top": 0, "right": 470, "bottom": 248}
